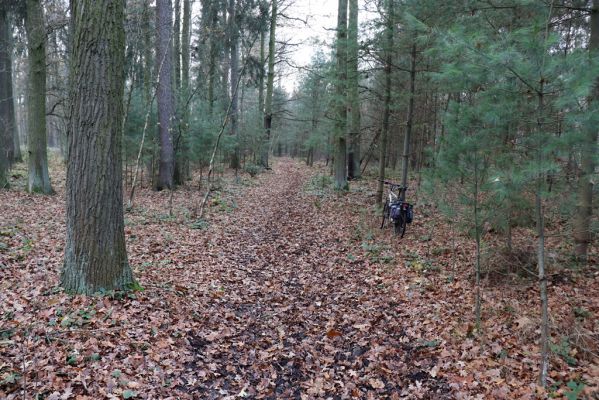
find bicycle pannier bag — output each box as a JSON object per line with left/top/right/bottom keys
{"left": 390, "top": 203, "right": 402, "bottom": 220}
{"left": 404, "top": 203, "right": 414, "bottom": 224}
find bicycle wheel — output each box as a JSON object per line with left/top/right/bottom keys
{"left": 380, "top": 202, "right": 389, "bottom": 229}
{"left": 394, "top": 211, "right": 407, "bottom": 237}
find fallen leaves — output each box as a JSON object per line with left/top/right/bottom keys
{"left": 325, "top": 329, "right": 342, "bottom": 339}
{"left": 0, "top": 159, "right": 597, "bottom": 399}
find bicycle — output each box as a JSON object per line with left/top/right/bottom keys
{"left": 380, "top": 180, "right": 413, "bottom": 238}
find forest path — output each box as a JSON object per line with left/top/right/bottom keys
{"left": 2, "top": 159, "right": 596, "bottom": 399}
{"left": 0, "top": 158, "right": 452, "bottom": 399}
{"left": 170, "top": 159, "right": 451, "bottom": 398}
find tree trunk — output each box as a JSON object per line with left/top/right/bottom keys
{"left": 142, "top": 0, "right": 154, "bottom": 183}
{"left": 0, "top": 16, "right": 7, "bottom": 186}
{"left": 173, "top": 0, "right": 187, "bottom": 185}
{"left": 156, "top": 0, "right": 175, "bottom": 190}
{"left": 537, "top": 85, "right": 550, "bottom": 388}
{"left": 574, "top": 0, "right": 599, "bottom": 261}
{"left": 0, "top": 6, "right": 17, "bottom": 167}
{"left": 181, "top": 0, "right": 191, "bottom": 178}
{"left": 474, "top": 153, "right": 482, "bottom": 329}
{"left": 261, "top": 0, "right": 276, "bottom": 168}
{"left": 62, "top": 0, "right": 134, "bottom": 294}
{"left": 143, "top": 0, "right": 153, "bottom": 106}
{"left": 258, "top": 27, "right": 265, "bottom": 125}
{"left": 347, "top": 0, "right": 360, "bottom": 180}
{"left": 0, "top": 131, "right": 6, "bottom": 187}
{"left": 174, "top": 0, "right": 181, "bottom": 90}
{"left": 229, "top": 0, "right": 240, "bottom": 169}
{"left": 400, "top": 43, "right": 416, "bottom": 201}
{"left": 221, "top": 0, "right": 230, "bottom": 117}
{"left": 376, "top": 0, "right": 393, "bottom": 204}
{"left": 26, "top": 0, "right": 53, "bottom": 194}
{"left": 333, "top": 0, "right": 348, "bottom": 190}
{"left": 208, "top": 0, "right": 218, "bottom": 116}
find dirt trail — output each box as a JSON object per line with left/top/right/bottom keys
{"left": 173, "top": 159, "right": 451, "bottom": 399}
{"left": 1, "top": 158, "right": 450, "bottom": 399}
{"left": 4, "top": 158, "right": 598, "bottom": 399}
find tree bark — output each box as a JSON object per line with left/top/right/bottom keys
{"left": 347, "top": 0, "right": 360, "bottom": 180}
{"left": 334, "top": 0, "right": 348, "bottom": 190}
{"left": 62, "top": 0, "right": 134, "bottom": 294}
{"left": 229, "top": 0, "right": 240, "bottom": 169}
{"left": 0, "top": 131, "right": 6, "bottom": 187}
{"left": 400, "top": 43, "right": 416, "bottom": 201}
{"left": 156, "top": 0, "right": 175, "bottom": 190}
{"left": 181, "top": 0, "right": 191, "bottom": 178}
{"left": 173, "top": 0, "right": 187, "bottom": 185}
{"left": 142, "top": 0, "right": 154, "bottom": 184}
{"left": 0, "top": 13, "right": 7, "bottom": 186}
{"left": 0, "top": 6, "right": 17, "bottom": 167}
{"left": 376, "top": 0, "right": 393, "bottom": 204}
{"left": 261, "top": 0, "right": 276, "bottom": 168}
{"left": 573, "top": 0, "right": 599, "bottom": 261}
{"left": 258, "top": 26, "right": 265, "bottom": 141}
{"left": 174, "top": 0, "right": 181, "bottom": 90}
{"left": 207, "top": 0, "right": 218, "bottom": 116}
{"left": 537, "top": 84, "right": 549, "bottom": 388}
{"left": 220, "top": 0, "right": 230, "bottom": 118}
{"left": 26, "top": 0, "right": 53, "bottom": 194}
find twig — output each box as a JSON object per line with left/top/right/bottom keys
{"left": 127, "top": 30, "right": 173, "bottom": 209}
{"left": 195, "top": 64, "right": 248, "bottom": 219}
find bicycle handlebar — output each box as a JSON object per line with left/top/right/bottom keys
{"left": 379, "top": 179, "right": 408, "bottom": 189}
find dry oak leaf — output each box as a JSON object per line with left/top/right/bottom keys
{"left": 369, "top": 378, "right": 385, "bottom": 389}
{"left": 326, "top": 328, "right": 342, "bottom": 338}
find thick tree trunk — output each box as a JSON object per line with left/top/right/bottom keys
{"left": 261, "top": 0, "right": 276, "bottom": 168}
{"left": 62, "top": 0, "right": 134, "bottom": 295}
{"left": 334, "top": 0, "right": 348, "bottom": 190}
{"left": 26, "top": 0, "right": 53, "bottom": 194}
{"left": 574, "top": 0, "right": 599, "bottom": 261}
{"left": 347, "top": 0, "right": 360, "bottom": 180}
{"left": 0, "top": 7, "right": 17, "bottom": 167}
{"left": 376, "top": 0, "right": 393, "bottom": 204}
{"left": 156, "top": 0, "right": 175, "bottom": 190}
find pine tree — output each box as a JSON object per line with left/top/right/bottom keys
{"left": 155, "top": 0, "right": 175, "bottom": 190}
{"left": 261, "top": 0, "right": 276, "bottom": 168}
{"left": 0, "top": 4, "right": 17, "bottom": 167}
{"left": 347, "top": 0, "right": 360, "bottom": 180}
{"left": 375, "top": 0, "right": 394, "bottom": 203}
{"left": 333, "top": 0, "right": 348, "bottom": 190}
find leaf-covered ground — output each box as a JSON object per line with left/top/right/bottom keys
{"left": 1, "top": 158, "right": 598, "bottom": 399}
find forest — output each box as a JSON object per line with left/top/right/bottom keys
{"left": 0, "top": 0, "right": 597, "bottom": 398}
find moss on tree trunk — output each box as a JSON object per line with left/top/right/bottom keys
{"left": 61, "top": 0, "right": 134, "bottom": 295}
{"left": 26, "top": 0, "right": 53, "bottom": 194}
